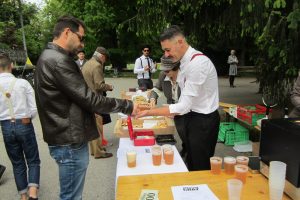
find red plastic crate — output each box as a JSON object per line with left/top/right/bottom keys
{"left": 237, "top": 104, "right": 269, "bottom": 126}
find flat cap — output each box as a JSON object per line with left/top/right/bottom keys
{"left": 160, "top": 56, "right": 180, "bottom": 71}
{"left": 96, "top": 46, "right": 110, "bottom": 59}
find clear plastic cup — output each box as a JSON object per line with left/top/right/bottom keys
{"left": 235, "top": 164, "right": 248, "bottom": 184}
{"left": 269, "top": 161, "right": 287, "bottom": 200}
{"left": 236, "top": 156, "right": 249, "bottom": 166}
{"left": 227, "top": 179, "right": 243, "bottom": 200}
{"left": 126, "top": 150, "right": 136, "bottom": 168}
{"left": 224, "top": 156, "right": 237, "bottom": 174}
{"left": 210, "top": 157, "right": 222, "bottom": 175}
{"left": 152, "top": 145, "right": 162, "bottom": 166}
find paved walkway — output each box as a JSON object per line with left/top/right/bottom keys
{"left": 0, "top": 77, "right": 261, "bottom": 200}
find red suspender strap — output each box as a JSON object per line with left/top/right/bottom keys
{"left": 190, "top": 53, "right": 204, "bottom": 61}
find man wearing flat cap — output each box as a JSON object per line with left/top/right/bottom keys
{"left": 81, "top": 46, "right": 113, "bottom": 159}
{"left": 76, "top": 49, "right": 87, "bottom": 70}
{"left": 149, "top": 56, "right": 186, "bottom": 157}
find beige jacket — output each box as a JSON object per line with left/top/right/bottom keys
{"left": 81, "top": 56, "right": 110, "bottom": 94}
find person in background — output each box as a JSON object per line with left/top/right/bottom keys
{"left": 82, "top": 46, "right": 113, "bottom": 159}
{"left": 137, "top": 25, "right": 220, "bottom": 171}
{"left": 0, "top": 52, "right": 40, "bottom": 200}
{"left": 76, "top": 49, "right": 87, "bottom": 70}
{"left": 134, "top": 45, "right": 157, "bottom": 90}
{"left": 290, "top": 73, "right": 300, "bottom": 117}
{"left": 34, "top": 16, "right": 136, "bottom": 199}
{"left": 227, "top": 49, "right": 238, "bottom": 88}
{"left": 149, "top": 56, "right": 186, "bottom": 157}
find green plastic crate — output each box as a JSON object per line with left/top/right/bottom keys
{"left": 218, "top": 122, "right": 249, "bottom": 146}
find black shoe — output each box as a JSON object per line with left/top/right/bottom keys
{"left": 0, "top": 165, "right": 6, "bottom": 181}
{"left": 29, "top": 197, "right": 38, "bottom": 200}
{"left": 95, "top": 152, "right": 113, "bottom": 159}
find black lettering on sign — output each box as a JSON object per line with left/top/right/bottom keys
{"left": 183, "top": 187, "right": 199, "bottom": 191}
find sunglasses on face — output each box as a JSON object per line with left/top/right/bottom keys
{"left": 72, "top": 31, "right": 85, "bottom": 43}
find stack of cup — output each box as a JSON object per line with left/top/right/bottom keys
{"left": 152, "top": 145, "right": 162, "bottom": 166}
{"left": 162, "top": 144, "right": 174, "bottom": 165}
{"left": 269, "top": 161, "right": 287, "bottom": 200}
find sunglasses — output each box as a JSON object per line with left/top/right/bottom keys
{"left": 72, "top": 31, "right": 85, "bottom": 43}
{"left": 143, "top": 49, "right": 150, "bottom": 52}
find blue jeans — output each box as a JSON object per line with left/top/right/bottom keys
{"left": 0, "top": 119, "right": 40, "bottom": 194}
{"left": 49, "top": 142, "right": 89, "bottom": 200}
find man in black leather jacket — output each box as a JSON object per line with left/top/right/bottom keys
{"left": 35, "top": 16, "right": 136, "bottom": 200}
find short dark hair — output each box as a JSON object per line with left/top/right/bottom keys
{"left": 53, "top": 16, "right": 86, "bottom": 38}
{"left": 0, "top": 52, "right": 12, "bottom": 68}
{"left": 141, "top": 45, "right": 151, "bottom": 51}
{"left": 159, "top": 25, "right": 185, "bottom": 41}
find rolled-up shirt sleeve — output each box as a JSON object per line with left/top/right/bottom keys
{"left": 26, "top": 81, "right": 37, "bottom": 118}
{"left": 169, "top": 94, "right": 193, "bottom": 115}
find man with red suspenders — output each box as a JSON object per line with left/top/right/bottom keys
{"left": 137, "top": 25, "right": 220, "bottom": 171}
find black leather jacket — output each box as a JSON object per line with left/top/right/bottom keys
{"left": 35, "top": 43, "right": 133, "bottom": 145}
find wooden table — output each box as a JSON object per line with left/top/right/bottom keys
{"left": 116, "top": 170, "right": 292, "bottom": 200}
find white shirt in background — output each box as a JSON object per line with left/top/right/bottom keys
{"left": 0, "top": 73, "right": 37, "bottom": 120}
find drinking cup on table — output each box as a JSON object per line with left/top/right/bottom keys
{"left": 126, "top": 150, "right": 137, "bottom": 168}
{"left": 235, "top": 164, "right": 248, "bottom": 184}
{"left": 236, "top": 156, "right": 249, "bottom": 166}
{"left": 227, "top": 179, "right": 243, "bottom": 200}
{"left": 210, "top": 156, "right": 222, "bottom": 175}
{"left": 224, "top": 156, "right": 237, "bottom": 174}
{"left": 269, "top": 161, "right": 287, "bottom": 200}
{"left": 162, "top": 145, "right": 174, "bottom": 165}
{"left": 152, "top": 145, "right": 162, "bottom": 166}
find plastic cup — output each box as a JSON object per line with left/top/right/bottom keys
{"left": 126, "top": 150, "right": 136, "bottom": 168}
{"left": 227, "top": 179, "right": 243, "bottom": 200}
{"left": 162, "top": 145, "right": 174, "bottom": 165}
{"left": 235, "top": 164, "right": 248, "bottom": 184}
{"left": 236, "top": 156, "right": 249, "bottom": 166}
{"left": 224, "top": 156, "right": 237, "bottom": 174}
{"left": 152, "top": 145, "right": 162, "bottom": 166}
{"left": 210, "top": 157, "right": 222, "bottom": 175}
{"left": 269, "top": 161, "right": 287, "bottom": 200}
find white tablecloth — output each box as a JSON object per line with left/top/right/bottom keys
{"left": 116, "top": 138, "right": 188, "bottom": 178}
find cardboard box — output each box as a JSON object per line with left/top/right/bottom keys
{"left": 114, "top": 117, "right": 176, "bottom": 138}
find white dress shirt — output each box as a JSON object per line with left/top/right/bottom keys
{"left": 169, "top": 46, "right": 219, "bottom": 115}
{"left": 0, "top": 73, "right": 37, "bottom": 120}
{"left": 134, "top": 55, "right": 156, "bottom": 79}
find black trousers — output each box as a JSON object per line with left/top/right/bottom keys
{"left": 138, "top": 79, "right": 153, "bottom": 90}
{"left": 174, "top": 115, "right": 186, "bottom": 153}
{"left": 182, "top": 110, "right": 220, "bottom": 171}
{"left": 229, "top": 75, "right": 235, "bottom": 86}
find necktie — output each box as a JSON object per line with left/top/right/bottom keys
{"left": 146, "top": 57, "right": 151, "bottom": 78}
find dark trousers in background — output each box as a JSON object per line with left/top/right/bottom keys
{"left": 137, "top": 79, "right": 153, "bottom": 90}
{"left": 174, "top": 115, "right": 186, "bottom": 155}
{"left": 183, "top": 110, "right": 220, "bottom": 171}
{"left": 229, "top": 75, "right": 235, "bottom": 87}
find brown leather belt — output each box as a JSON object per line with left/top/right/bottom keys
{"left": 2, "top": 118, "right": 31, "bottom": 124}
